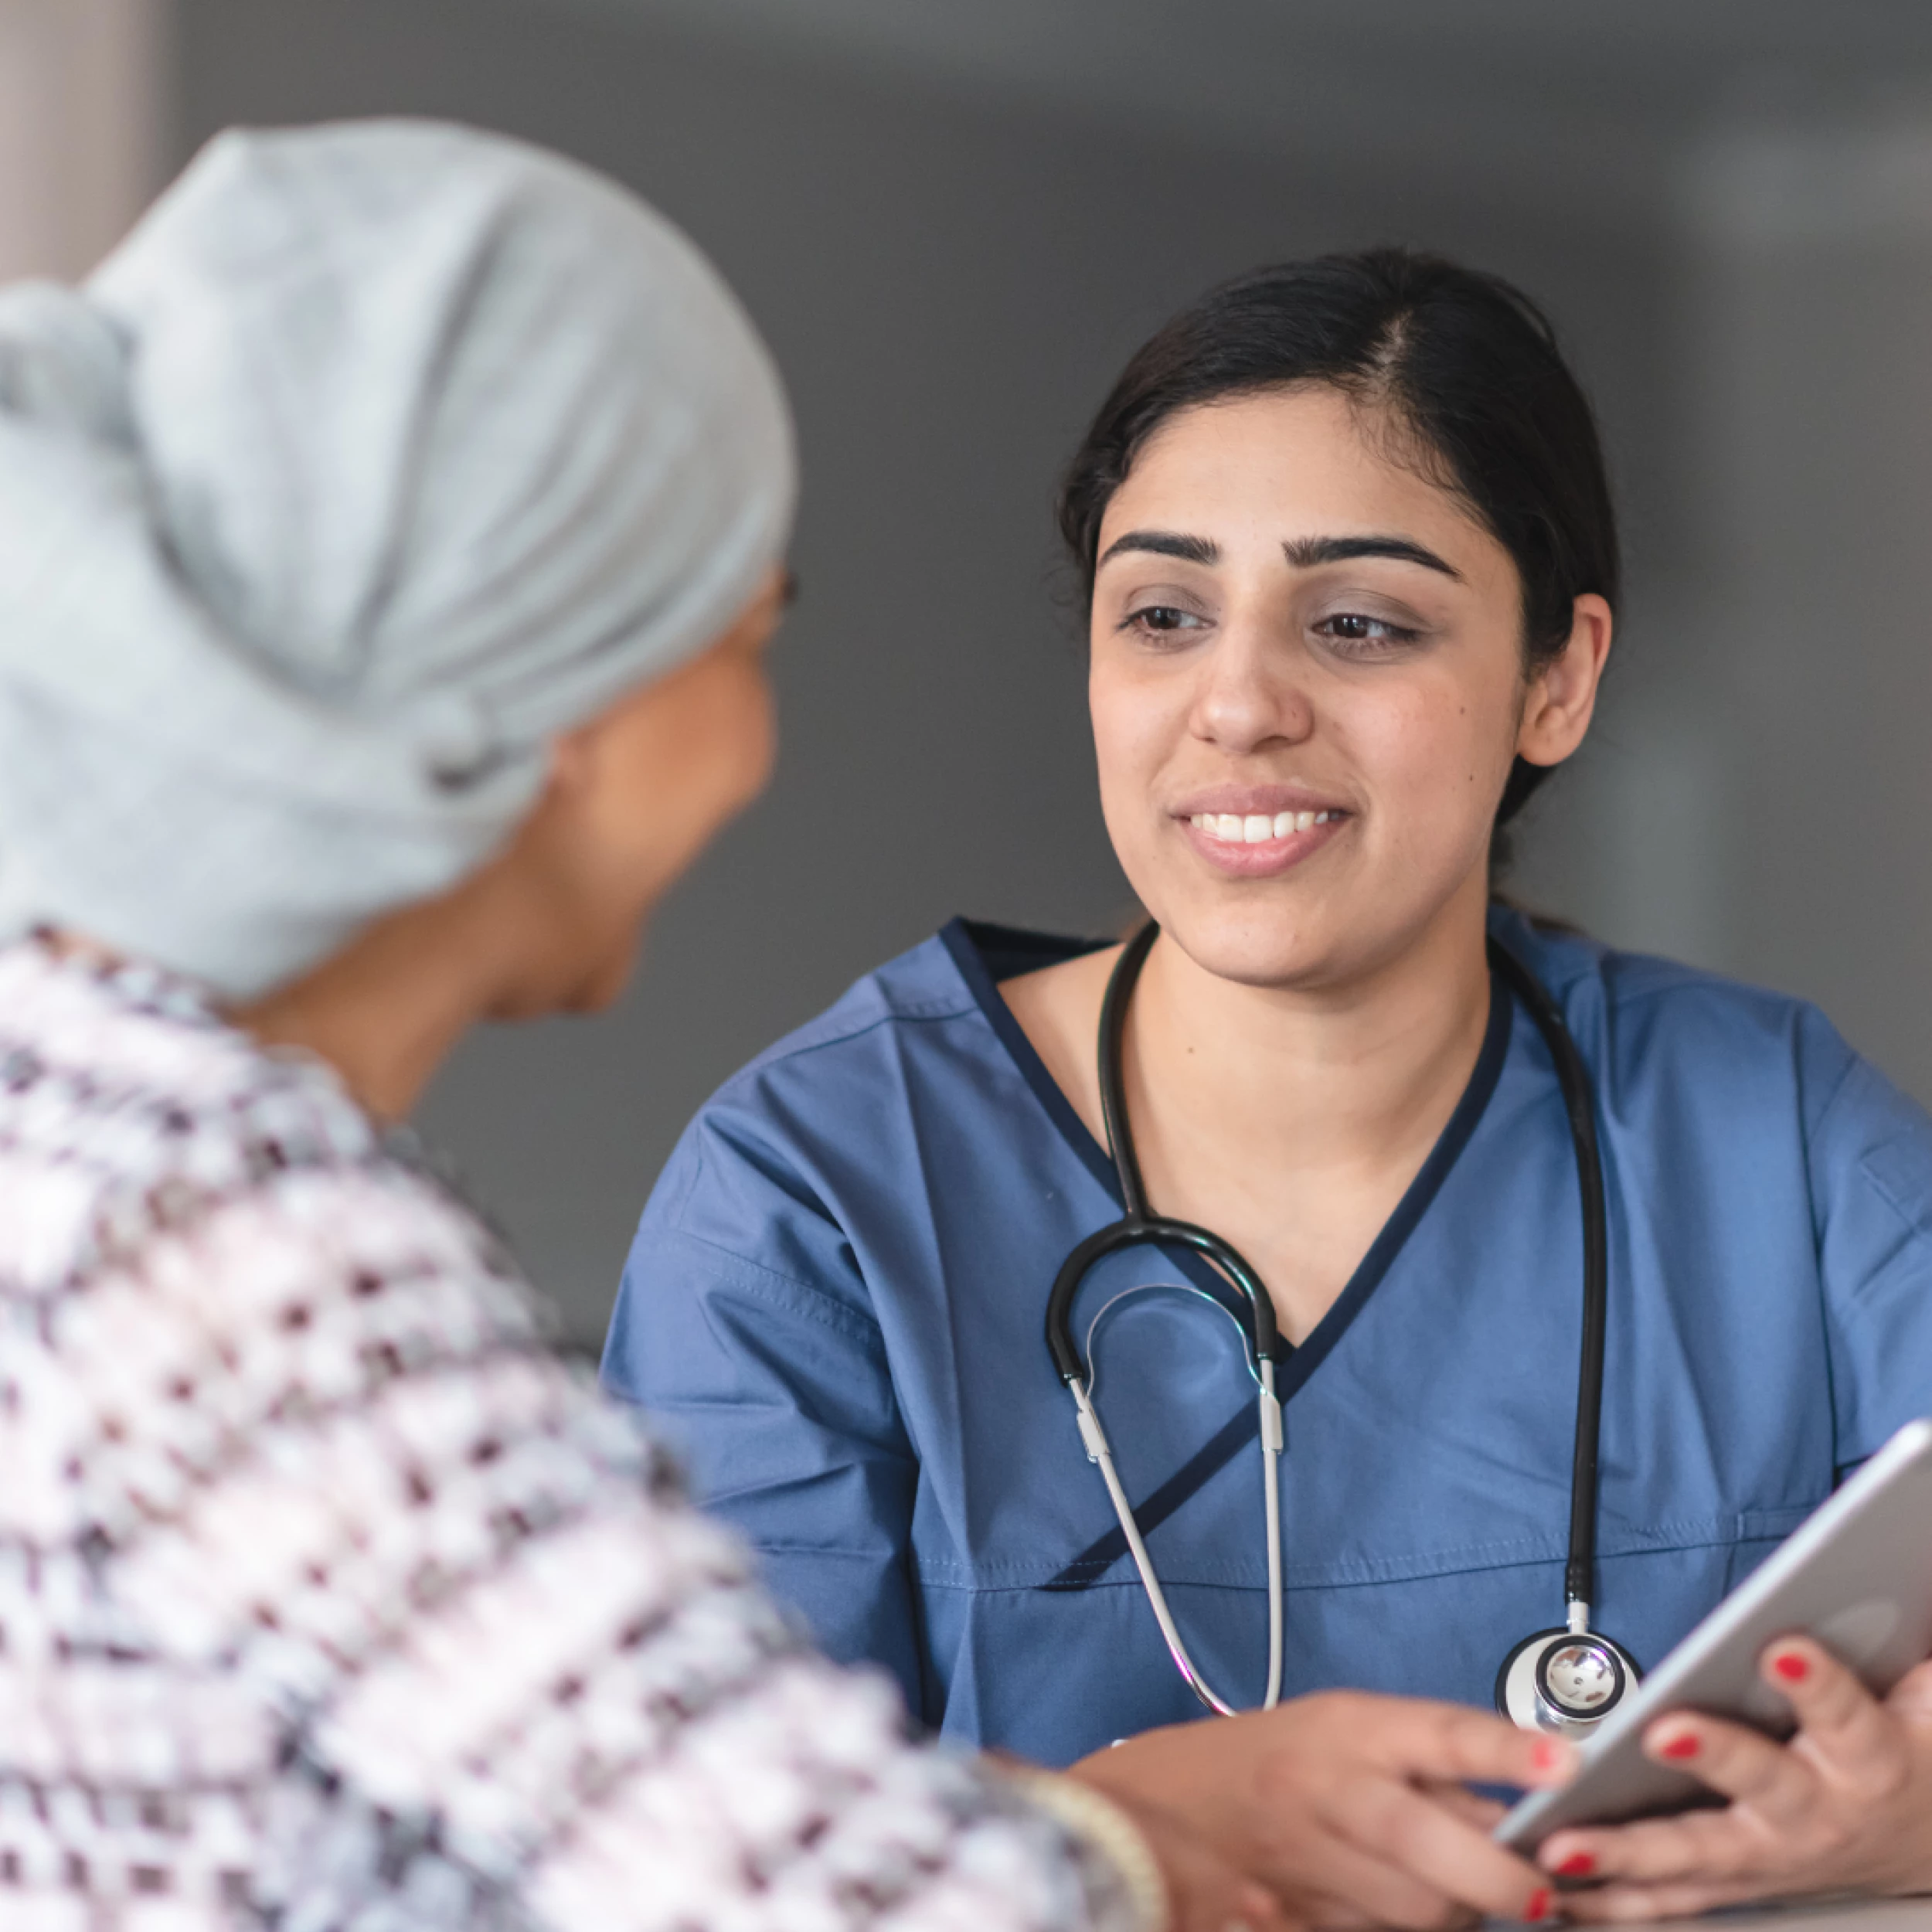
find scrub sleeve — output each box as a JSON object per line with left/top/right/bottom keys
{"left": 606, "top": 1114, "right": 931, "bottom": 1714}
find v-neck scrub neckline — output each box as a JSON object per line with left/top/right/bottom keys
{"left": 939, "top": 915, "right": 1515, "bottom": 1408}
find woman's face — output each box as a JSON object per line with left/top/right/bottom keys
{"left": 505, "top": 567, "right": 786, "bottom": 1016}
{"left": 1088, "top": 384, "right": 1607, "bottom": 991}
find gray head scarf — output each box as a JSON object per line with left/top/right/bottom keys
{"left": 0, "top": 119, "right": 796, "bottom": 998}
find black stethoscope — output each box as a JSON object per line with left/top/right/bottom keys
{"left": 1044, "top": 919, "right": 1639, "bottom": 1736}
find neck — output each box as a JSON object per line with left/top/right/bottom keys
{"left": 230, "top": 893, "right": 509, "bottom": 1121}
{"left": 1127, "top": 877, "right": 1495, "bottom": 1207}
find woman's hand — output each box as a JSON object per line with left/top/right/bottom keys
{"left": 1541, "top": 1636, "right": 1932, "bottom": 1920}
{"left": 1100, "top": 1798, "right": 1306, "bottom": 1932}
{"left": 1066, "top": 1689, "right": 1575, "bottom": 1930}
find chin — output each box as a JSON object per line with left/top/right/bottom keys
{"left": 563, "top": 978, "right": 624, "bottom": 1015}
{"left": 486, "top": 939, "right": 638, "bottom": 1021}
{"left": 1153, "top": 886, "right": 1397, "bottom": 992}
{"left": 566, "top": 938, "right": 640, "bottom": 1013}
{"left": 1166, "top": 919, "right": 1334, "bottom": 990}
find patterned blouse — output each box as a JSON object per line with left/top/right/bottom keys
{"left": 0, "top": 940, "right": 1140, "bottom": 1930}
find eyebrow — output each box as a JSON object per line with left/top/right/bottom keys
{"left": 1281, "top": 534, "right": 1463, "bottom": 580}
{"left": 1096, "top": 528, "right": 1462, "bottom": 582}
{"left": 1096, "top": 529, "right": 1219, "bottom": 569}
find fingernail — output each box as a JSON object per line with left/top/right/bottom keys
{"left": 1531, "top": 1737, "right": 1566, "bottom": 1774}
{"left": 1554, "top": 1852, "right": 1596, "bottom": 1878}
{"left": 1659, "top": 1732, "right": 1700, "bottom": 1761}
{"left": 1524, "top": 1886, "right": 1553, "bottom": 1921}
{"left": 1774, "top": 1651, "right": 1809, "bottom": 1683}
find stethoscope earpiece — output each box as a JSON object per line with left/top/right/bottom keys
{"left": 1495, "top": 1621, "right": 1641, "bottom": 1737}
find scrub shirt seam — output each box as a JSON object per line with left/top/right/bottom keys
{"left": 1808, "top": 1047, "right": 1879, "bottom": 1272}
{"left": 1560, "top": 959, "right": 1783, "bottom": 1012}
{"left": 731, "top": 1539, "right": 906, "bottom": 1561}
{"left": 715, "top": 996, "right": 981, "bottom": 1090}
{"left": 1845, "top": 1153, "right": 1923, "bottom": 1270}
{"left": 1813, "top": 1069, "right": 1932, "bottom": 1471}
{"left": 648, "top": 1136, "right": 704, "bottom": 1226}
{"left": 915, "top": 1525, "right": 1743, "bottom": 1574}
{"left": 911, "top": 1509, "right": 1817, "bottom": 1590}
{"left": 1805, "top": 1043, "right": 1864, "bottom": 1144}
{"left": 659, "top": 1214, "right": 886, "bottom": 1349}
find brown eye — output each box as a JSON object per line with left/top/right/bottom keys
{"left": 1315, "top": 611, "right": 1420, "bottom": 655}
{"left": 1121, "top": 604, "right": 1209, "bottom": 638}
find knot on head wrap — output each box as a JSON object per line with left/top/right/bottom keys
{"left": 0, "top": 119, "right": 797, "bottom": 998}
{"left": 0, "top": 283, "right": 133, "bottom": 442}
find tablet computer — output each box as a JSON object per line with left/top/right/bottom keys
{"left": 1495, "top": 1417, "right": 1932, "bottom": 1855}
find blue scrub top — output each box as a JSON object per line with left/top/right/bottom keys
{"left": 603, "top": 910, "right": 1932, "bottom": 1767}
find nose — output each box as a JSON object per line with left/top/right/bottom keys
{"left": 1189, "top": 618, "right": 1313, "bottom": 755}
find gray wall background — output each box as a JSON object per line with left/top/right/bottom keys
{"left": 172, "top": 0, "right": 1932, "bottom": 1344}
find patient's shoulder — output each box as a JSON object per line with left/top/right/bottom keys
{"left": 0, "top": 940, "right": 388, "bottom": 1295}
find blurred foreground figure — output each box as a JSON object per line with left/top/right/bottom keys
{"left": 0, "top": 121, "right": 1165, "bottom": 1932}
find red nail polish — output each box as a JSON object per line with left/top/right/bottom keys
{"left": 1555, "top": 1852, "right": 1596, "bottom": 1878}
{"left": 1660, "top": 1733, "right": 1700, "bottom": 1761}
{"left": 1525, "top": 1886, "right": 1553, "bottom": 1921}
{"left": 1531, "top": 1737, "right": 1563, "bottom": 1773}
{"left": 1774, "top": 1651, "right": 1809, "bottom": 1683}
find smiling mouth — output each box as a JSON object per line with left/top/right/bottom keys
{"left": 1186, "top": 808, "right": 1344, "bottom": 845}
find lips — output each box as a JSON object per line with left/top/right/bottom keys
{"left": 1171, "top": 781, "right": 1349, "bottom": 821}
{"left": 1175, "top": 804, "right": 1348, "bottom": 879}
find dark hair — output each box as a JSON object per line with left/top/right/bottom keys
{"left": 1057, "top": 246, "right": 1618, "bottom": 836}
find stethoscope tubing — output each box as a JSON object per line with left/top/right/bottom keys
{"left": 1484, "top": 940, "right": 1610, "bottom": 1624}
{"left": 1046, "top": 920, "right": 1619, "bottom": 1719}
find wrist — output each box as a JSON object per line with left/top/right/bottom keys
{"left": 1001, "top": 1764, "right": 1171, "bottom": 1932}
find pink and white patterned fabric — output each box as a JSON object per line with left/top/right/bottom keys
{"left": 0, "top": 938, "right": 1131, "bottom": 1930}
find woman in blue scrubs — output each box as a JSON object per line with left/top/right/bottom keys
{"left": 606, "top": 248, "right": 1932, "bottom": 1913}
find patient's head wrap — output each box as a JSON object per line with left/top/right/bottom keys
{"left": 0, "top": 119, "right": 796, "bottom": 998}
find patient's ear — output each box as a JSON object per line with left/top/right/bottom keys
{"left": 543, "top": 722, "right": 597, "bottom": 796}
{"left": 529, "top": 716, "right": 621, "bottom": 828}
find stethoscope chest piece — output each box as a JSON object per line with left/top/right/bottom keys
{"left": 1495, "top": 1623, "right": 1640, "bottom": 1737}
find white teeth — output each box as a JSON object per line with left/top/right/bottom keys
{"left": 1190, "top": 808, "right": 1342, "bottom": 841}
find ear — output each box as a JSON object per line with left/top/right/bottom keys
{"left": 1517, "top": 593, "right": 1614, "bottom": 770}
{"left": 539, "top": 716, "right": 604, "bottom": 801}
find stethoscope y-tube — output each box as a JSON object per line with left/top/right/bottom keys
{"left": 1046, "top": 921, "right": 1640, "bottom": 1735}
